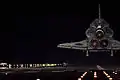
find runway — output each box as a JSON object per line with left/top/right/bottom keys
{"left": 0, "top": 70, "right": 120, "bottom": 80}
{"left": 0, "top": 64, "right": 119, "bottom": 80}
{"left": 0, "top": 64, "right": 119, "bottom": 73}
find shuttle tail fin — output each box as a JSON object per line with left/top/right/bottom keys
{"left": 98, "top": 4, "right": 102, "bottom": 24}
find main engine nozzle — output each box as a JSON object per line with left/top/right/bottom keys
{"left": 90, "top": 39, "right": 99, "bottom": 48}
{"left": 96, "top": 29, "right": 104, "bottom": 39}
{"left": 100, "top": 39, "right": 109, "bottom": 48}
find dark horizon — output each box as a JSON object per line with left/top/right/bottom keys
{"left": 0, "top": 4, "right": 120, "bottom": 66}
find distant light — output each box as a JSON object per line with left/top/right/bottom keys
{"left": 0, "top": 63, "right": 7, "bottom": 65}
{"left": 36, "top": 79, "right": 40, "bottom": 80}
{"left": 0, "top": 67, "right": 7, "bottom": 69}
{"left": 5, "top": 73, "right": 7, "bottom": 75}
{"left": 20, "top": 64, "right": 23, "bottom": 67}
{"left": 113, "top": 72, "right": 115, "bottom": 73}
{"left": 42, "top": 64, "right": 45, "bottom": 66}
{"left": 46, "top": 64, "right": 50, "bottom": 66}
{"left": 30, "top": 64, "right": 32, "bottom": 67}
{"left": 51, "top": 64, "right": 54, "bottom": 66}
{"left": 8, "top": 64, "right": 12, "bottom": 68}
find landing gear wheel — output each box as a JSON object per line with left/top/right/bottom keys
{"left": 110, "top": 50, "right": 113, "bottom": 56}
{"left": 86, "top": 50, "right": 89, "bottom": 56}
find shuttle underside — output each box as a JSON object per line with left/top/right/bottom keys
{"left": 57, "top": 16, "right": 120, "bottom": 56}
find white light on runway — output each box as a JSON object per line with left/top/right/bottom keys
{"left": 103, "top": 71, "right": 108, "bottom": 76}
{"left": 80, "top": 72, "right": 87, "bottom": 78}
{"left": 36, "top": 79, "right": 40, "bottom": 80}
{"left": 107, "top": 75, "right": 110, "bottom": 78}
{"left": 109, "top": 78, "right": 112, "bottom": 80}
{"left": 94, "top": 76, "right": 97, "bottom": 78}
{"left": 103, "top": 71, "right": 113, "bottom": 80}
{"left": 78, "top": 78, "right": 82, "bottom": 80}
{"left": 94, "top": 72, "right": 97, "bottom": 78}
{"left": 115, "top": 72, "right": 117, "bottom": 74}
{"left": 80, "top": 76, "right": 83, "bottom": 78}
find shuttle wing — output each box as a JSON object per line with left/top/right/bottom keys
{"left": 57, "top": 40, "right": 88, "bottom": 50}
{"left": 111, "top": 40, "right": 120, "bottom": 50}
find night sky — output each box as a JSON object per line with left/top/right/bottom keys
{"left": 1, "top": 4, "right": 120, "bottom": 66}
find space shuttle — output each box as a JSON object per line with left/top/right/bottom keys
{"left": 57, "top": 4, "right": 120, "bottom": 56}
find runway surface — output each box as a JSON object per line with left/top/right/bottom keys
{"left": 0, "top": 70, "right": 120, "bottom": 80}
{"left": 0, "top": 65, "right": 119, "bottom": 80}
{"left": 0, "top": 65, "right": 119, "bottom": 73}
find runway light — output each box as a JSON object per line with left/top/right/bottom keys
{"left": 83, "top": 72, "right": 87, "bottom": 76}
{"left": 78, "top": 78, "right": 82, "bottom": 80}
{"left": 36, "top": 79, "right": 40, "bottom": 80}
{"left": 103, "top": 71, "right": 108, "bottom": 76}
{"left": 94, "top": 72, "right": 97, "bottom": 78}
{"left": 80, "top": 75, "right": 84, "bottom": 78}
{"left": 112, "top": 72, "right": 115, "bottom": 73}
{"left": 94, "top": 72, "right": 97, "bottom": 75}
{"left": 109, "top": 78, "right": 112, "bottom": 80}
{"left": 115, "top": 72, "right": 117, "bottom": 74}
{"left": 94, "top": 75, "right": 97, "bottom": 78}
{"left": 103, "top": 71, "right": 113, "bottom": 79}
{"left": 107, "top": 75, "right": 110, "bottom": 78}
{"left": 80, "top": 72, "right": 87, "bottom": 78}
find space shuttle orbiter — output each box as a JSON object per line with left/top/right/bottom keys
{"left": 57, "top": 4, "right": 120, "bottom": 56}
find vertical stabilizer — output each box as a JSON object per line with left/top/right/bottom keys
{"left": 98, "top": 4, "right": 101, "bottom": 23}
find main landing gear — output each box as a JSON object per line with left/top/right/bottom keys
{"left": 85, "top": 50, "right": 114, "bottom": 56}
{"left": 86, "top": 50, "right": 89, "bottom": 56}
{"left": 110, "top": 50, "right": 113, "bottom": 56}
